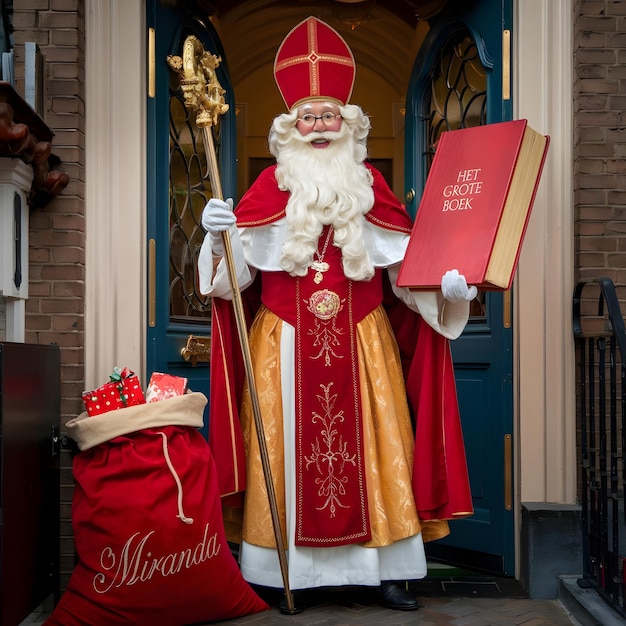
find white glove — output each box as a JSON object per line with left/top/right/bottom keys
{"left": 202, "top": 197, "right": 235, "bottom": 255}
{"left": 441, "top": 269, "right": 478, "bottom": 303}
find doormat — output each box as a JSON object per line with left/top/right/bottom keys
{"left": 250, "top": 575, "right": 528, "bottom": 612}
{"left": 447, "top": 578, "right": 500, "bottom": 594}
{"left": 413, "top": 575, "right": 527, "bottom": 598}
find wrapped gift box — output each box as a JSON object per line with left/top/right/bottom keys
{"left": 145, "top": 372, "right": 188, "bottom": 403}
{"left": 82, "top": 367, "right": 146, "bottom": 417}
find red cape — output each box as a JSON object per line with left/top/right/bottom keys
{"left": 235, "top": 163, "right": 414, "bottom": 234}
{"left": 207, "top": 164, "right": 473, "bottom": 523}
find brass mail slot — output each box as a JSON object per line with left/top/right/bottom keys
{"left": 181, "top": 335, "right": 211, "bottom": 366}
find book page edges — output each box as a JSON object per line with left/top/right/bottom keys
{"left": 484, "top": 129, "right": 550, "bottom": 289}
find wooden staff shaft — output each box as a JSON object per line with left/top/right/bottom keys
{"left": 202, "top": 128, "right": 294, "bottom": 613}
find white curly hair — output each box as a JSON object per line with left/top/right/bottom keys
{"left": 268, "top": 103, "right": 376, "bottom": 282}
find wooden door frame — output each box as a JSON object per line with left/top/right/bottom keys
{"left": 84, "top": 2, "right": 575, "bottom": 583}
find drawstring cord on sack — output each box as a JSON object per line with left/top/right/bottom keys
{"left": 157, "top": 431, "right": 194, "bottom": 525}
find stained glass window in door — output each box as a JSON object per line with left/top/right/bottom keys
{"left": 426, "top": 32, "right": 487, "bottom": 165}
{"left": 168, "top": 67, "right": 216, "bottom": 323}
{"left": 425, "top": 30, "right": 487, "bottom": 318}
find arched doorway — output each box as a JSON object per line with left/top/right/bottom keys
{"left": 147, "top": 0, "right": 516, "bottom": 575}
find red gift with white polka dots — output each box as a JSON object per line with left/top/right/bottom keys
{"left": 81, "top": 367, "right": 146, "bottom": 416}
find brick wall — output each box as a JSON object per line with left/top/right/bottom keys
{"left": 12, "top": 0, "right": 86, "bottom": 590}
{"left": 573, "top": 0, "right": 626, "bottom": 528}
{"left": 574, "top": 0, "right": 626, "bottom": 307}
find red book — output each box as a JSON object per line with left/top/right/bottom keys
{"left": 397, "top": 119, "right": 550, "bottom": 291}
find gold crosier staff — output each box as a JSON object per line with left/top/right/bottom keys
{"left": 168, "top": 36, "right": 295, "bottom": 614}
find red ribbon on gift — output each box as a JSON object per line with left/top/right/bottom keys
{"left": 109, "top": 366, "right": 134, "bottom": 405}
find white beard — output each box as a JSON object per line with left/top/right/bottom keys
{"left": 269, "top": 107, "right": 376, "bottom": 282}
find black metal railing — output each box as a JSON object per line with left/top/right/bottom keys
{"left": 573, "top": 277, "right": 626, "bottom": 618}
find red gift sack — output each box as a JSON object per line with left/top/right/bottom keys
{"left": 45, "top": 392, "right": 268, "bottom": 626}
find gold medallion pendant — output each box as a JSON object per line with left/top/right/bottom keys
{"left": 311, "top": 260, "right": 329, "bottom": 284}
{"left": 310, "top": 227, "right": 334, "bottom": 284}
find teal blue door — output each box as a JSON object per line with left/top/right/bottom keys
{"left": 146, "top": 1, "right": 236, "bottom": 436}
{"left": 405, "top": 0, "right": 515, "bottom": 576}
{"left": 146, "top": 0, "right": 515, "bottom": 575}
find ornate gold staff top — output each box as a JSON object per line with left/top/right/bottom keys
{"left": 167, "top": 36, "right": 229, "bottom": 193}
{"left": 167, "top": 36, "right": 295, "bottom": 614}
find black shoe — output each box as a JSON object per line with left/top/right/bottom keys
{"left": 279, "top": 590, "right": 304, "bottom": 615}
{"left": 379, "top": 581, "right": 419, "bottom": 611}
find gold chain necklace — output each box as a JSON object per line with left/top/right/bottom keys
{"left": 310, "top": 227, "right": 334, "bottom": 284}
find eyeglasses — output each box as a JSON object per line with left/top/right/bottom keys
{"left": 297, "top": 112, "right": 341, "bottom": 127}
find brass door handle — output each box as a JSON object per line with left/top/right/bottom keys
{"left": 181, "top": 335, "right": 211, "bottom": 366}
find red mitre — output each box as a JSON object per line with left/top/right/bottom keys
{"left": 274, "top": 16, "right": 356, "bottom": 111}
